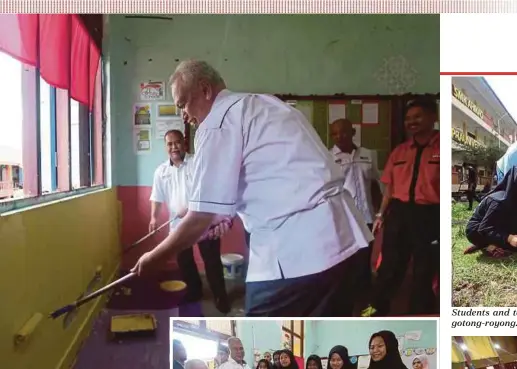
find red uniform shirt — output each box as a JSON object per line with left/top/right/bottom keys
{"left": 381, "top": 130, "right": 440, "bottom": 205}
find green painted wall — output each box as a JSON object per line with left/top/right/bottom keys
{"left": 106, "top": 14, "right": 439, "bottom": 185}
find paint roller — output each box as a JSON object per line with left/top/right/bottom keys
{"left": 49, "top": 215, "right": 233, "bottom": 319}
{"left": 49, "top": 272, "right": 136, "bottom": 319}
{"left": 49, "top": 222, "right": 172, "bottom": 320}
{"left": 14, "top": 313, "right": 44, "bottom": 345}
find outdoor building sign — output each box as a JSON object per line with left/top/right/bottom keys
{"left": 452, "top": 84, "right": 485, "bottom": 120}
{"left": 452, "top": 127, "right": 484, "bottom": 148}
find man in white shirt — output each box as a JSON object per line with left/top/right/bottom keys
{"left": 329, "top": 118, "right": 382, "bottom": 289}
{"left": 219, "top": 337, "right": 251, "bottom": 369}
{"left": 150, "top": 129, "right": 229, "bottom": 313}
{"left": 329, "top": 118, "right": 382, "bottom": 228}
{"left": 133, "top": 59, "right": 373, "bottom": 316}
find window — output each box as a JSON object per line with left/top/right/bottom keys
{"left": 40, "top": 77, "right": 54, "bottom": 194}
{"left": 173, "top": 331, "right": 218, "bottom": 361}
{"left": 206, "top": 320, "right": 235, "bottom": 337}
{"left": 0, "top": 14, "right": 106, "bottom": 211}
{"left": 0, "top": 52, "right": 24, "bottom": 202}
{"left": 282, "top": 321, "right": 304, "bottom": 357}
{"left": 173, "top": 320, "right": 236, "bottom": 342}
{"left": 70, "top": 99, "right": 81, "bottom": 189}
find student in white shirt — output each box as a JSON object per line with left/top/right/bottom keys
{"left": 219, "top": 337, "right": 251, "bottom": 369}
{"left": 133, "top": 59, "right": 373, "bottom": 316}
{"left": 150, "top": 129, "right": 229, "bottom": 313}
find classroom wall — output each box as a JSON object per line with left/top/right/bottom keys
{"left": 306, "top": 320, "right": 437, "bottom": 357}
{"left": 0, "top": 189, "right": 120, "bottom": 369}
{"left": 236, "top": 321, "right": 283, "bottom": 366}
{"left": 106, "top": 14, "right": 439, "bottom": 264}
{"left": 235, "top": 320, "right": 437, "bottom": 366}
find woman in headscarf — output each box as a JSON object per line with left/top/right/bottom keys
{"left": 412, "top": 355, "right": 429, "bottom": 369}
{"left": 279, "top": 350, "right": 299, "bottom": 369}
{"left": 273, "top": 350, "right": 283, "bottom": 369}
{"left": 463, "top": 166, "right": 517, "bottom": 258}
{"left": 367, "top": 331, "right": 408, "bottom": 369}
{"left": 306, "top": 355, "right": 323, "bottom": 369}
{"left": 257, "top": 359, "right": 273, "bottom": 369}
{"left": 327, "top": 345, "right": 354, "bottom": 369}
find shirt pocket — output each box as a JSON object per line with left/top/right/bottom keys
{"left": 427, "top": 156, "right": 440, "bottom": 179}
{"left": 391, "top": 160, "right": 408, "bottom": 179}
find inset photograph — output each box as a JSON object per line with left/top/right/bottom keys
{"left": 452, "top": 336, "right": 516, "bottom": 369}
{"left": 451, "top": 76, "right": 517, "bottom": 307}
{"left": 171, "top": 319, "right": 438, "bottom": 369}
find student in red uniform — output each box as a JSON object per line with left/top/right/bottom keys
{"left": 362, "top": 98, "right": 439, "bottom": 317}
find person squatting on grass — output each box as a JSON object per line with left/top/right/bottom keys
{"left": 464, "top": 166, "right": 517, "bottom": 258}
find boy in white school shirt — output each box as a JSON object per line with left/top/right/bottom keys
{"left": 133, "top": 59, "right": 373, "bottom": 316}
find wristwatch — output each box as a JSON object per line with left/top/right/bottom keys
{"left": 375, "top": 212, "right": 383, "bottom": 219}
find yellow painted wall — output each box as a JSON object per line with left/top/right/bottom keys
{"left": 0, "top": 188, "right": 120, "bottom": 369}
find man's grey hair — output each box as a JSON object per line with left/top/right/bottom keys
{"left": 185, "top": 359, "right": 208, "bottom": 369}
{"left": 170, "top": 59, "right": 225, "bottom": 88}
{"left": 227, "top": 336, "right": 242, "bottom": 346}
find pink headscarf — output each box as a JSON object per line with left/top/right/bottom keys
{"left": 412, "top": 355, "right": 429, "bottom": 369}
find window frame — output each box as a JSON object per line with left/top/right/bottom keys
{"left": 172, "top": 320, "right": 236, "bottom": 342}
{"left": 282, "top": 321, "right": 304, "bottom": 358}
{"left": 0, "top": 56, "right": 107, "bottom": 215}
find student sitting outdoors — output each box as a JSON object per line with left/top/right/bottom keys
{"left": 464, "top": 166, "right": 517, "bottom": 258}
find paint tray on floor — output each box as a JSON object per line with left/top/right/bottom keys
{"left": 109, "top": 313, "right": 157, "bottom": 339}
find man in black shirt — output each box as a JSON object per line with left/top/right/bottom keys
{"left": 463, "top": 163, "right": 478, "bottom": 210}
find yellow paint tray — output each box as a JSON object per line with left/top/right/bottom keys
{"left": 110, "top": 314, "right": 157, "bottom": 338}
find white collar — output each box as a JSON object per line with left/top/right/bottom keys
{"left": 332, "top": 145, "right": 359, "bottom": 157}
{"left": 167, "top": 153, "right": 193, "bottom": 168}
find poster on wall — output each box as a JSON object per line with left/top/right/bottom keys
{"left": 140, "top": 81, "right": 165, "bottom": 101}
{"left": 328, "top": 103, "right": 346, "bottom": 124}
{"left": 296, "top": 102, "right": 313, "bottom": 124}
{"left": 155, "top": 118, "right": 185, "bottom": 140}
{"left": 362, "top": 103, "right": 379, "bottom": 124}
{"left": 157, "top": 103, "right": 181, "bottom": 118}
{"left": 134, "top": 103, "right": 152, "bottom": 126}
{"left": 401, "top": 347, "right": 437, "bottom": 369}
{"left": 134, "top": 127, "right": 152, "bottom": 155}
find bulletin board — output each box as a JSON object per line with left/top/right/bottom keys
{"left": 277, "top": 94, "right": 440, "bottom": 170}
{"left": 187, "top": 93, "right": 440, "bottom": 167}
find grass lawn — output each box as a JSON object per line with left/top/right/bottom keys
{"left": 452, "top": 201, "right": 517, "bottom": 306}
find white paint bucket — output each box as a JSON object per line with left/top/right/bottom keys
{"left": 221, "top": 253, "right": 244, "bottom": 280}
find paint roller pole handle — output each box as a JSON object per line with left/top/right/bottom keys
{"left": 124, "top": 217, "right": 177, "bottom": 253}
{"left": 74, "top": 272, "right": 136, "bottom": 309}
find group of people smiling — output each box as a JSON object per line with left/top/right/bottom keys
{"left": 256, "top": 331, "right": 429, "bottom": 369}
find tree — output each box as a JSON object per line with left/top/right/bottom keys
{"left": 453, "top": 142, "right": 506, "bottom": 170}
